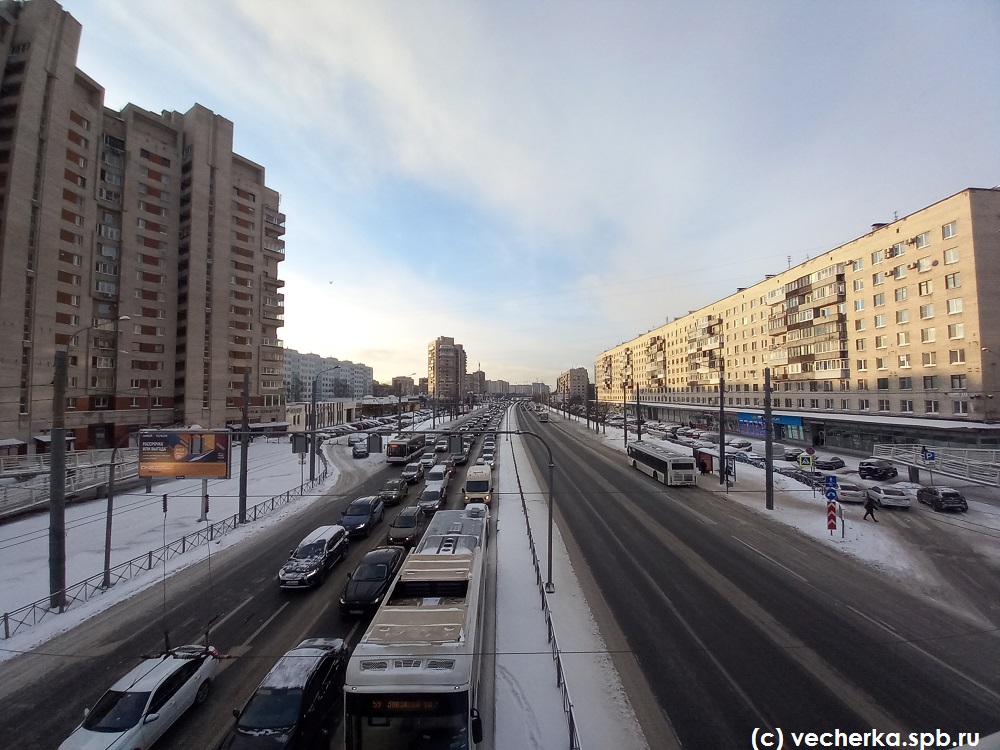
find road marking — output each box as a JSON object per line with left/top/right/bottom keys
{"left": 733, "top": 537, "right": 809, "bottom": 583}
{"left": 242, "top": 601, "right": 289, "bottom": 647}
{"left": 846, "top": 604, "right": 897, "bottom": 634}
{"left": 212, "top": 594, "right": 255, "bottom": 632}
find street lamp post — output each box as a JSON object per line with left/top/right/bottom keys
{"left": 310, "top": 365, "right": 341, "bottom": 482}
{"left": 718, "top": 360, "right": 726, "bottom": 486}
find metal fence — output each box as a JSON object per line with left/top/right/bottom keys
{"left": 509, "top": 438, "right": 582, "bottom": 750}
{"left": 872, "top": 443, "right": 1000, "bottom": 486}
{"left": 1, "top": 449, "right": 330, "bottom": 641}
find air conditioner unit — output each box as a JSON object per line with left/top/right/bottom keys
{"left": 907, "top": 263, "right": 918, "bottom": 269}
{"left": 905, "top": 237, "right": 917, "bottom": 245}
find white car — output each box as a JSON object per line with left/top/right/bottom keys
{"left": 867, "top": 485, "right": 911, "bottom": 509}
{"left": 419, "top": 452, "right": 437, "bottom": 469}
{"left": 60, "top": 644, "right": 220, "bottom": 750}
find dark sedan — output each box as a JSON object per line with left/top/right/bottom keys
{"left": 340, "top": 496, "right": 385, "bottom": 538}
{"left": 339, "top": 546, "right": 405, "bottom": 617}
{"left": 813, "top": 456, "right": 846, "bottom": 470}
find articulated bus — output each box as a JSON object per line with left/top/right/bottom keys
{"left": 344, "top": 505, "right": 489, "bottom": 749}
{"left": 385, "top": 434, "right": 426, "bottom": 464}
{"left": 627, "top": 441, "right": 698, "bottom": 486}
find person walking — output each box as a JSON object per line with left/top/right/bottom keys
{"left": 863, "top": 494, "right": 878, "bottom": 522}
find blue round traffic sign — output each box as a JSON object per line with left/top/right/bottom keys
{"left": 825, "top": 489, "right": 838, "bottom": 501}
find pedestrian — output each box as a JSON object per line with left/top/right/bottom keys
{"left": 699, "top": 460, "right": 708, "bottom": 475}
{"left": 863, "top": 495, "right": 878, "bottom": 522}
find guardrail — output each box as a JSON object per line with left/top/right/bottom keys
{"left": 872, "top": 444, "right": 1000, "bottom": 486}
{"left": 1, "top": 454, "right": 140, "bottom": 517}
{"left": 509, "top": 434, "right": 582, "bottom": 750}
{"left": 1, "top": 448, "right": 330, "bottom": 641}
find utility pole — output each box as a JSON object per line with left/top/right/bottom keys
{"left": 239, "top": 367, "right": 250, "bottom": 523}
{"left": 622, "top": 382, "right": 628, "bottom": 450}
{"left": 635, "top": 382, "right": 642, "bottom": 441}
{"left": 49, "top": 350, "right": 67, "bottom": 610}
{"left": 718, "top": 358, "right": 726, "bottom": 486}
{"left": 764, "top": 367, "right": 774, "bottom": 510}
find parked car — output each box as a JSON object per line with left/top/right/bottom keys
{"left": 352, "top": 442, "right": 369, "bottom": 459}
{"left": 401, "top": 462, "right": 424, "bottom": 484}
{"left": 377, "top": 478, "right": 409, "bottom": 506}
{"left": 419, "top": 452, "right": 437, "bottom": 469}
{"left": 60, "top": 645, "right": 220, "bottom": 750}
{"left": 782, "top": 447, "right": 805, "bottom": 461}
{"left": 417, "top": 487, "right": 446, "bottom": 514}
{"left": 834, "top": 481, "right": 867, "bottom": 503}
{"left": 814, "top": 456, "right": 846, "bottom": 470}
{"left": 867, "top": 485, "right": 911, "bottom": 509}
{"left": 278, "top": 525, "right": 349, "bottom": 589}
{"left": 347, "top": 433, "right": 369, "bottom": 446}
{"left": 726, "top": 438, "right": 753, "bottom": 449}
{"left": 339, "top": 546, "right": 406, "bottom": 617}
{"left": 340, "top": 496, "right": 386, "bottom": 538}
{"left": 218, "top": 638, "right": 347, "bottom": 750}
{"left": 858, "top": 458, "right": 899, "bottom": 481}
{"left": 916, "top": 486, "right": 969, "bottom": 512}
{"left": 387, "top": 506, "right": 427, "bottom": 548}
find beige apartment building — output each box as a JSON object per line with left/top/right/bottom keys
{"left": 596, "top": 187, "right": 1000, "bottom": 452}
{"left": 0, "top": 0, "right": 285, "bottom": 452}
{"left": 556, "top": 367, "right": 590, "bottom": 404}
{"left": 427, "top": 336, "right": 467, "bottom": 407}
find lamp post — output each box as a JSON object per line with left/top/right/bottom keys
{"left": 310, "top": 365, "right": 341, "bottom": 481}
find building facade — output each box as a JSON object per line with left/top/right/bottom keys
{"left": 427, "top": 336, "right": 467, "bottom": 406}
{"left": 596, "top": 187, "right": 1000, "bottom": 451}
{"left": 0, "top": 0, "right": 285, "bottom": 451}
{"left": 283, "top": 349, "right": 373, "bottom": 402}
{"left": 555, "top": 367, "right": 590, "bottom": 404}
{"left": 391, "top": 375, "right": 416, "bottom": 396}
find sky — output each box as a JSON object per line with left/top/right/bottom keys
{"left": 58, "top": 0, "right": 1000, "bottom": 385}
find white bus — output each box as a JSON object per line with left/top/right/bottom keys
{"left": 385, "top": 434, "right": 426, "bottom": 465}
{"left": 344, "top": 505, "right": 489, "bottom": 749}
{"left": 626, "top": 441, "right": 698, "bottom": 486}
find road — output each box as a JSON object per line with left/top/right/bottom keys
{"left": 0, "top": 433, "right": 498, "bottom": 750}
{"left": 516, "top": 405, "right": 1000, "bottom": 749}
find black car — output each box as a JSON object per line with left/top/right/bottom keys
{"left": 340, "top": 496, "right": 385, "bottom": 538}
{"left": 417, "top": 487, "right": 446, "bottom": 514}
{"left": 352, "top": 442, "right": 370, "bottom": 459}
{"left": 378, "top": 478, "right": 409, "bottom": 506}
{"left": 339, "top": 546, "right": 406, "bottom": 617}
{"left": 218, "top": 638, "right": 347, "bottom": 750}
{"left": 450, "top": 451, "right": 468, "bottom": 466}
{"left": 278, "top": 526, "right": 349, "bottom": 589}
{"left": 783, "top": 448, "right": 805, "bottom": 461}
{"left": 387, "top": 506, "right": 427, "bottom": 548}
{"left": 858, "top": 458, "right": 899, "bottom": 481}
{"left": 813, "top": 456, "right": 846, "bottom": 470}
{"left": 401, "top": 461, "right": 424, "bottom": 484}
{"left": 916, "top": 486, "right": 969, "bottom": 512}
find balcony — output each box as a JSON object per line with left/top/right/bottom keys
{"left": 261, "top": 338, "right": 284, "bottom": 348}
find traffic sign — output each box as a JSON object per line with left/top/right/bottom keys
{"left": 824, "top": 475, "right": 839, "bottom": 488}
{"left": 825, "top": 489, "right": 838, "bottom": 501}
{"left": 827, "top": 501, "right": 837, "bottom": 530}
{"left": 805, "top": 446, "right": 816, "bottom": 455}
{"left": 798, "top": 454, "right": 815, "bottom": 468}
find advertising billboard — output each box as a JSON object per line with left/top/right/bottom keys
{"left": 138, "top": 430, "right": 231, "bottom": 478}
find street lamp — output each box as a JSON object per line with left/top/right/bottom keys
{"left": 310, "top": 365, "right": 341, "bottom": 482}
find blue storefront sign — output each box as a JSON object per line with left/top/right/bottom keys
{"left": 736, "top": 413, "right": 803, "bottom": 438}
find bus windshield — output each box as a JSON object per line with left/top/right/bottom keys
{"left": 346, "top": 692, "right": 469, "bottom": 750}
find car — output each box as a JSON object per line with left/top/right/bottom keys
{"left": 726, "top": 438, "right": 753, "bottom": 449}
{"left": 60, "top": 644, "right": 220, "bottom": 750}
{"left": 866, "top": 485, "right": 911, "bottom": 509}
{"left": 340, "top": 496, "right": 386, "bottom": 538}
{"left": 218, "top": 638, "right": 347, "bottom": 750}
{"left": 434, "top": 440, "right": 449, "bottom": 453}
{"left": 441, "top": 456, "right": 457, "bottom": 476}
{"left": 481, "top": 450, "right": 496, "bottom": 468}
{"left": 782, "top": 448, "right": 805, "bottom": 461}
{"left": 387, "top": 506, "right": 427, "bottom": 548}
{"left": 739, "top": 451, "right": 765, "bottom": 461}
{"left": 278, "top": 525, "right": 350, "bottom": 589}
{"left": 858, "top": 458, "right": 899, "bottom": 481}
{"left": 450, "top": 451, "right": 468, "bottom": 466}
{"left": 339, "top": 546, "right": 406, "bottom": 616}
{"left": 416, "top": 486, "right": 446, "bottom": 514}
{"left": 400, "top": 462, "right": 424, "bottom": 484}
{"left": 352, "top": 442, "right": 369, "bottom": 459}
{"left": 426, "top": 464, "right": 450, "bottom": 493}
{"left": 813, "top": 456, "right": 846, "bottom": 470}
{"left": 347, "top": 433, "right": 369, "bottom": 446}
{"left": 419, "top": 452, "right": 437, "bottom": 469}
{"left": 834, "top": 481, "right": 867, "bottom": 503}
{"left": 377, "top": 478, "right": 409, "bottom": 506}
{"left": 916, "top": 486, "right": 969, "bottom": 512}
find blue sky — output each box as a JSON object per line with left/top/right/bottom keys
{"left": 60, "top": 0, "right": 1000, "bottom": 385}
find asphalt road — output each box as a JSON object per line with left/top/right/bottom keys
{"left": 515, "top": 405, "right": 1000, "bottom": 749}
{"left": 0, "top": 431, "right": 497, "bottom": 750}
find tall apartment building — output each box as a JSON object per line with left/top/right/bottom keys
{"left": 391, "top": 375, "right": 416, "bottom": 396}
{"left": 486, "top": 379, "right": 510, "bottom": 395}
{"left": 283, "top": 349, "right": 373, "bottom": 402}
{"left": 556, "top": 367, "right": 590, "bottom": 403}
{"left": 596, "top": 187, "right": 1000, "bottom": 452}
{"left": 0, "top": 0, "right": 285, "bottom": 452}
{"left": 427, "top": 336, "right": 467, "bottom": 405}
{"left": 466, "top": 369, "right": 486, "bottom": 396}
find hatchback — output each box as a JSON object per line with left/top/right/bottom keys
{"left": 278, "top": 525, "right": 350, "bottom": 588}
{"left": 61, "top": 645, "right": 219, "bottom": 750}
{"left": 916, "top": 486, "right": 969, "bottom": 512}
{"left": 867, "top": 485, "right": 911, "bottom": 509}
{"left": 339, "top": 546, "right": 406, "bottom": 617}
{"left": 218, "top": 639, "right": 347, "bottom": 750}
{"left": 340, "top": 497, "right": 386, "bottom": 538}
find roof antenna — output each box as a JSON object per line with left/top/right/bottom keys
{"left": 787, "top": 255, "right": 791, "bottom": 269}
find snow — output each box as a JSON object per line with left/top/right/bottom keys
{"left": 3, "top": 408, "right": 1000, "bottom": 749}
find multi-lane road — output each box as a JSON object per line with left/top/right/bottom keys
{"left": 515, "top": 404, "right": 1000, "bottom": 748}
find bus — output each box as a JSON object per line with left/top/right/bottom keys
{"left": 385, "top": 434, "right": 426, "bottom": 465}
{"left": 626, "top": 441, "right": 697, "bottom": 486}
{"left": 344, "top": 505, "right": 489, "bottom": 749}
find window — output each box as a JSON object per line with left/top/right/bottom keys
{"left": 923, "top": 376, "right": 937, "bottom": 389}
{"left": 951, "top": 374, "right": 967, "bottom": 390}
{"left": 859, "top": 398, "right": 870, "bottom": 411}
{"left": 874, "top": 315, "right": 886, "bottom": 328}
{"left": 945, "top": 273, "right": 960, "bottom": 290}
{"left": 943, "top": 248, "right": 959, "bottom": 264}
{"left": 898, "top": 354, "right": 911, "bottom": 368}
{"left": 919, "top": 304, "right": 935, "bottom": 319}
{"left": 947, "top": 323, "right": 964, "bottom": 339}
{"left": 873, "top": 292, "right": 886, "bottom": 306}
{"left": 871, "top": 250, "right": 884, "bottom": 265}
{"left": 896, "top": 310, "right": 909, "bottom": 324}
{"left": 949, "top": 349, "right": 965, "bottom": 364}
{"left": 872, "top": 272, "right": 886, "bottom": 286}
{"left": 877, "top": 378, "right": 890, "bottom": 390}
{"left": 854, "top": 299, "right": 865, "bottom": 311}
{"left": 953, "top": 401, "right": 969, "bottom": 415}
{"left": 852, "top": 258, "right": 864, "bottom": 272}
{"left": 900, "top": 400, "right": 914, "bottom": 413}
{"left": 855, "top": 319, "right": 866, "bottom": 331}
{"left": 853, "top": 279, "right": 864, "bottom": 292}
{"left": 857, "top": 359, "right": 868, "bottom": 371}
{"left": 841, "top": 399, "right": 851, "bottom": 410}
{"left": 898, "top": 377, "right": 912, "bottom": 389}
{"left": 893, "top": 265, "right": 907, "bottom": 279}
{"left": 918, "top": 281, "right": 933, "bottom": 296}
{"left": 922, "top": 352, "right": 937, "bottom": 366}
{"left": 875, "top": 335, "right": 888, "bottom": 349}
{"left": 895, "top": 288, "right": 908, "bottom": 302}
{"left": 824, "top": 399, "right": 834, "bottom": 409}
{"left": 857, "top": 379, "right": 868, "bottom": 391}
{"left": 946, "top": 298, "right": 963, "bottom": 314}
{"left": 878, "top": 399, "right": 891, "bottom": 412}
{"left": 942, "top": 221, "right": 957, "bottom": 240}
{"left": 925, "top": 400, "right": 939, "bottom": 414}
{"left": 920, "top": 327, "right": 935, "bottom": 343}
{"left": 897, "top": 332, "right": 910, "bottom": 346}
{"left": 876, "top": 357, "right": 887, "bottom": 370}
{"left": 855, "top": 339, "right": 866, "bottom": 351}
{"left": 914, "top": 232, "right": 930, "bottom": 249}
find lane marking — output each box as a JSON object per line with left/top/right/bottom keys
{"left": 846, "top": 604, "right": 898, "bottom": 634}
{"left": 241, "top": 601, "right": 289, "bottom": 647}
{"left": 212, "top": 594, "right": 255, "bottom": 632}
{"left": 733, "top": 537, "right": 810, "bottom": 583}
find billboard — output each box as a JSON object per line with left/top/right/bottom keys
{"left": 138, "top": 430, "right": 231, "bottom": 478}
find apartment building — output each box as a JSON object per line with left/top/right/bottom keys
{"left": 555, "top": 367, "right": 590, "bottom": 404}
{"left": 0, "top": 0, "right": 285, "bottom": 452}
{"left": 596, "top": 187, "right": 1000, "bottom": 452}
{"left": 283, "top": 349, "right": 373, "bottom": 402}
{"left": 427, "top": 336, "right": 467, "bottom": 405}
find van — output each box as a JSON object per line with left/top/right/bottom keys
{"left": 426, "top": 464, "right": 450, "bottom": 494}
{"left": 462, "top": 464, "right": 493, "bottom": 505}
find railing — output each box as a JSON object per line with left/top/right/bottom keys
{"left": 509, "top": 429, "right": 582, "bottom": 750}
{"left": 1, "top": 446, "right": 330, "bottom": 640}
{"left": 872, "top": 444, "right": 1000, "bottom": 486}
{"left": 0, "top": 448, "right": 137, "bottom": 475}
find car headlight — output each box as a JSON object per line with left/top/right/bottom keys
{"left": 371, "top": 595, "right": 382, "bottom": 605}
{"left": 356, "top": 522, "right": 367, "bottom": 529}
